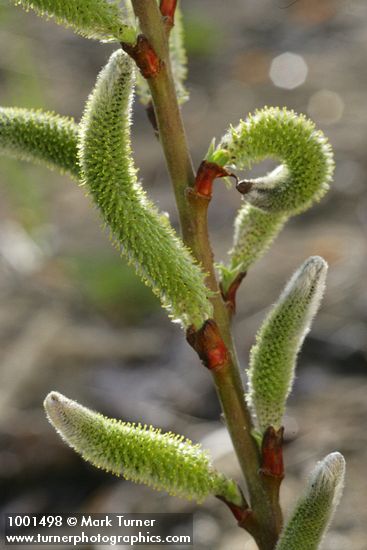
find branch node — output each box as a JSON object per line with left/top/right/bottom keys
{"left": 122, "top": 35, "right": 162, "bottom": 79}
{"left": 260, "top": 426, "right": 285, "bottom": 479}
{"left": 186, "top": 319, "right": 231, "bottom": 371}
{"left": 217, "top": 494, "right": 250, "bottom": 522}
{"left": 216, "top": 493, "right": 260, "bottom": 538}
{"left": 194, "top": 160, "right": 234, "bottom": 198}
{"left": 220, "top": 271, "right": 247, "bottom": 314}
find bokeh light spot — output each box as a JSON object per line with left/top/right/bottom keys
{"left": 270, "top": 52, "right": 308, "bottom": 89}
{"left": 308, "top": 89, "right": 344, "bottom": 124}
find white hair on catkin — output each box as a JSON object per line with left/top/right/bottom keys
{"left": 44, "top": 391, "right": 242, "bottom": 505}
{"left": 275, "top": 452, "right": 346, "bottom": 550}
{"left": 78, "top": 50, "right": 212, "bottom": 328}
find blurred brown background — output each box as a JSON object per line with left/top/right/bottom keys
{"left": 0, "top": 0, "right": 366, "bottom": 549}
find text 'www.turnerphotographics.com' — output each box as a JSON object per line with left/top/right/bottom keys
{"left": 3, "top": 513, "right": 193, "bottom": 546}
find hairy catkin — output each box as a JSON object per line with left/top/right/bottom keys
{"left": 276, "top": 453, "right": 345, "bottom": 550}
{"left": 211, "top": 107, "right": 334, "bottom": 215}
{"left": 0, "top": 107, "right": 79, "bottom": 179}
{"left": 78, "top": 50, "right": 212, "bottom": 328}
{"left": 12, "top": 0, "right": 136, "bottom": 43}
{"left": 247, "top": 256, "right": 328, "bottom": 433}
{"left": 44, "top": 392, "right": 242, "bottom": 505}
{"left": 208, "top": 108, "right": 334, "bottom": 280}
{"left": 219, "top": 206, "right": 287, "bottom": 290}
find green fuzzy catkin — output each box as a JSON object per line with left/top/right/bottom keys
{"left": 209, "top": 107, "right": 334, "bottom": 215}
{"left": 219, "top": 205, "right": 287, "bottom": 292}
{"left": 12, "top": 0, "right": 137, "bottom": 43}
{"left": 78, "top": 50, "right": 212, "bottom": 328}
{"left": 128, "top": 1, "right": 188, "bottom": 105}
{"left": 44, "top": 392, "right": 242, "bottom": 505}
{"left": 0, "top": 107, "right": 79, "bottom": 179}
{"left": 276, "top": 452, "right": 345, "bottom": 550}
{"left": 208, "top": 108, "right": 334, "bottom": 280}
{"left": 231, "top": 206, "right": 286, "bottom": 272}
{"left": 247, "top": 256, "right": 328, "bottom": 433}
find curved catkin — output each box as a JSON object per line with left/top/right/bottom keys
{"left": 78, "top": 50, "right": 212, "bottom": 328}
{"left": 247, "top": 256, "right": 328, "bottom": 433}
{"left": 44, "top": 392, "right": 242, "bottom": 505}
{"left": 0, "top": 107, "right": 79, "bottom": 179}
{"left": 276, "top": 453, "right": 346, "bottom": 550}
{"left": 209, "top": 107, "right": 334, "bottom": 215}
{"left": 12, "top": 0, "right": 137, "bottom": 43}
{"left": 209, "top": 108, "right": 334, "bottom": 280}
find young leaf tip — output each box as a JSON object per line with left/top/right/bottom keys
{"left": 44, "top": 392, "right": 241, "bottom": 506}
{"left": 276, "top": 452, "right": 345, "bottom": 550}
{"left": 247, "top": 256, "right": 328, "bottom": 433}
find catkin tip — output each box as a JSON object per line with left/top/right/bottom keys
{"left": 312, "top": 452, "right": 346, "bottom": 495}
{"left": 44, "top": 392, "right": 238, "bottom": 504}
{"left": 300, "top": 255, "right": 328, "bottom": 279}
{"left": 247, "top": 255, "right": 328, "bottom": 432}
{"left": 44, "top": 391, "right": 71, "bottom": 427}
{"left": 275, "top": 452, "right": 346, "bottom": 550}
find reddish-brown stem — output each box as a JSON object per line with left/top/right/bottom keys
{"left": 186, "top": 319, "right": 231, "bottom": 372}
{"left": 260, "top": 427, "right": 285, "bottom": 535}
{"left": 160, "top": 0, "right": 177, "bottom": 27}
{"left": 221, "top": 271, "right": 247, "bottom": 314}
{"left": 122, "top": 35, "right": 161, "bottom": 79}
{"left": 260, "top": 426, "right": 285, "bottom": 479}
{"left": 216, "top": 493, "right": 260, "bottom": 539}
{"left": 194, "top": 160, "right": 232, "bottom": 198}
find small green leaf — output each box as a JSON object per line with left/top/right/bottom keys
{"left": 12, "top": 0, "right": 137, "bottom": 43}
{"left": 246, "top": 256, "right": 328, "bottom": 433}
{"left": 44, "top": 391, "right": 242, "bottom": 505}
{"left": 276, "top": 452, "right": 345, "bottom": 550}
{"left": 0, "top": 107, "right": 79, "bottom": 179}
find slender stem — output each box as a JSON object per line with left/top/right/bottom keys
{"left": 130, "top": 2, "right": 280, "bottom": 548}
{"left": 130, "top": 0, "right": 196, "bottom": 247}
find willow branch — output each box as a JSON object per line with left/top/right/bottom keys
{"left": 128, "top": 2, "right": 279, "bottom": 548}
